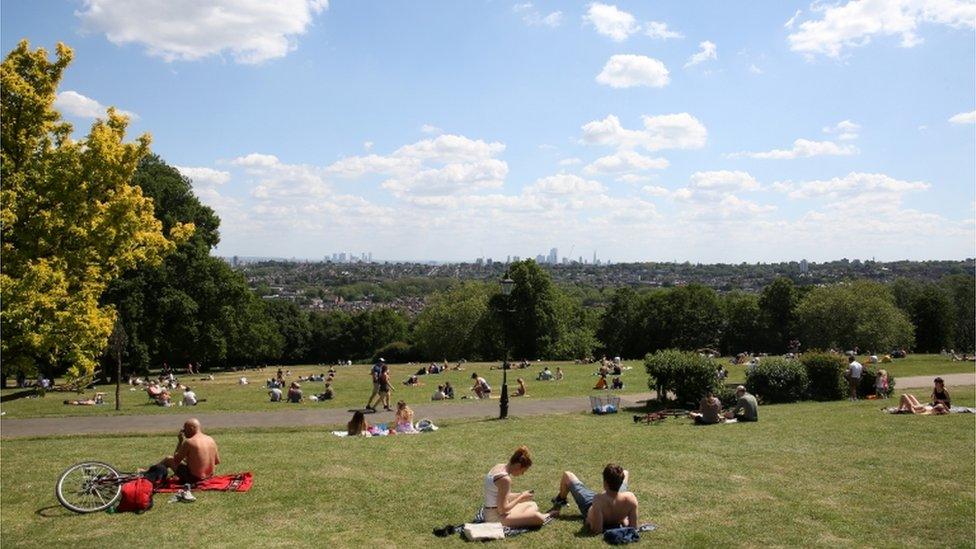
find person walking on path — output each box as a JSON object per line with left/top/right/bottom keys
{"left": 364, "top": 358, "right": 385, "bottom": 412}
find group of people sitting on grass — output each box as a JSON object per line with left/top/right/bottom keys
{"left": 347, "top": 400, "right": 421, "bottom": 436}
{"left": 269, "top": 375, "right": 335, "bottom": 403}
{"left": 536, "top": 366, "right": 563, "bottom": 381}
{"left": 481, "top": 445, "right": 639, "bottom": 535}
{"left": 145, "top": 380, "right": 201, "bottom": 407}
{"left": 593, "top": 374, "right": 624, "bottom": 390}
{"left": 431, "top": 382, "right": 456, "bottom": 400}
{"left": 688, "top": 386, "right": 759, "bottom": 425}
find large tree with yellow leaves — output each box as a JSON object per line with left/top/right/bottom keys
{"left": 1, "top": 40, "right": 191, "bottom": 378}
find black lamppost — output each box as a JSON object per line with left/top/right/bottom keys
{"left": 499, "top": 276, "right": 515, "bottom": 419}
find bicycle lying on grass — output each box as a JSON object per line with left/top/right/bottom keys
{"left": 55, "top": 461, "right": 142, "bottom": 513}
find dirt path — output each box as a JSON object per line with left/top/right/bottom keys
{"left": 1, "top": 372, "right": 971, "bottom": 439}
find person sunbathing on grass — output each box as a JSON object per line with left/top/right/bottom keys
{"left": 144, "top": 418, "right": 220, "bottom": 485}
{"left": 394, "top": 400, "right": 418, "bottom": 433}
{"left": 63, "top": 393, "right": 105, "bottom": 406}
{"left": 483, "top": 446, "right": 551, "bottom": 527}
{"left": 549, "top": 465, "right": 638, "bottom": 535}
{"left": 895, "top": 393, "right": 949, "bottom": 415}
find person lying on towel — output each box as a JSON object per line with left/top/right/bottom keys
{"left": 143, "top": 418, "right": 220, "bottom": 485}
{"left": 549, "top": 464, "right": 639, "bottom": 535}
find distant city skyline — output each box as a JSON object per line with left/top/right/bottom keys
{"left": 4, "top": 1, "right": 973, "bottom": 262}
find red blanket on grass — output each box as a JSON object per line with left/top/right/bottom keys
{"left": 154, "top": 472, "right": 253, "bottom": 493}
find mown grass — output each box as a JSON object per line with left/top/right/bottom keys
{"left": 1, "top": 354, "right": 971, "bottom": 419}
{"left": 0, "top": 360, "right": 649, "bottom": 419}
{"left": 1, "top": 387, "right": 973, "bottom": 548}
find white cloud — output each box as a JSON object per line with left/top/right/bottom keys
{"left": 728, "top": 138, "right": 859, "bottom": 160}
{"left": 558, "top": 157, "right": 582, "bottom": 166}
{"left": 775, "top": 172, "right": 929, "bottom": 204}
{"left": 788, "top": 0, "right": 976, "bottom": 58}
{"left": 232, "top": 153, "right": 281, "bottom": 167}
{"left": 688, "top": 170, "right": 760, "bottom": 192}
{"left": 527, "top": 174, "right": 606, "bottom": 195}
{"left": 580, "top": 113, "right": 708, "bottom": 152}
{"left": 512, "top": 2, "right": 533, "bottom": 12}
{"left": 684, "top": 40, "right": 717, "bottom": 68}
{"left": 822, "top": 119, "right": 861, "bottom": 140}
{"left": 363, "top": 141, "right": 374, "bottom": 151}
{"left": 749, "top": 64, "right": 763, "bottom": 74}
{"left": 324, "top": 134, "right": 509, "bottom": 198}
{"left": 54, "top": 90, "right": 138, "bottom": 120}
{"left": 583, "top": 3, "right": 639, "bottom": 41}
{"left": 77, "top": 0, "right": 328, "bottom": 64}
{"left": 784, "top": 9, "right": 802, "bottom": 29}
{"left": 421, "top": 124, "right": 443, "bottom": 134}
{"left": 582, "top": 150, "right": 669, "bottom": 175}
{"left": 949, "top": 110, "right": 976, "bottom": 124}
{"left": 175, "top": 166, "right": 231, "bottom": 186}
{"left": 641, "top": 185, "right": 671, "bottom": 197}
{"left": 595, "top": 55, "right": 670, "bottom": 88}
{"left": 645, "top": 21, "right": 683, "bottom": 40}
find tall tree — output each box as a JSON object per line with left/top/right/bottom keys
{"left": 102, "top": 155, "right": 281, "bottom": 371}
{"left": 1, "top": 41, "right": 188, "bottom": 378}
{"left": 795, "top": 281, "right": 914, "bottom": 352}
{"left": 942, "top": 274, "right": 975, "bottom": 352}
{"left": 759, "top": 277, "right": 799, "bottom": 353}
{"left": 489, "top": 260, "right": 562, "bottom": 359}
{"left": 721, "top": 292, "right": 764, "bottom": 355}
{"left": 414, "top": 283, "right": 491, "bottom": 360}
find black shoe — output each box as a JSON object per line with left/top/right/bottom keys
{"left": 433, "top": 524, "right": 455, "bottom": 537}
{"left": 550, "top": 496, "right": 568, "bottom": 507}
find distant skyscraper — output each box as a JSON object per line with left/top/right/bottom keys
{"left": 548, "top": 247, "right": 558, "bottom": 264}
{"left": 800, "top": 259, "right": 809, "bottom": 273}
{"left": 536, "top": 254, "right": 545, "bottom": 263}
{"left": 513, "top": 255, "right": 520, "bottom": 262}
{"left": 592, "top": 250, "right": 597, "bottom": 264}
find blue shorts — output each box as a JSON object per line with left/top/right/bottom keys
{"left": 569, "top": 478, "right": 628, "bottom": 517}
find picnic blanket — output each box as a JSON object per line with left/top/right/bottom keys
{"left": 882, "top": 406, "right": 976, "bottom": 414}
{"left": 154, "top": 472, "right": 253, "bottom": 493}
{"left": 436, "top": 507, "right": 656, "bottom": 541}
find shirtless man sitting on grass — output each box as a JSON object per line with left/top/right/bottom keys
{"left": 144, "top": 418, "right": 220, "bottom": 485}
{"left": 549, "top": 464, "right": 638, "bottom": 534}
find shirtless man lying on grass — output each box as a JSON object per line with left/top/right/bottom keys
{"left": 549, "top": 464, "right": 638, "bottom": 534}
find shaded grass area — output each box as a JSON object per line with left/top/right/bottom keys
{"left": 1, "top": 354, "right": 971, "bottom": 419}
{"left": 2, "top": 387, "right": 973, "bottom": 548}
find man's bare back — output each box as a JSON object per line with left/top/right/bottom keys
{"left": 176, "top": 432, "right": 220, "bottom": 479}
{"left": 587, "top": 489, "right": 639, "bottom": 533}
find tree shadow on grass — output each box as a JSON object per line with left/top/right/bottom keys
{"left": 35, "top": 505, "right": 74, "bottom": 518}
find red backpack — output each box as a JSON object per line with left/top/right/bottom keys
{"left": 115, "top": 478, "right": 155, "bottom": 513}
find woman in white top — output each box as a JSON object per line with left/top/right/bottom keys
{"left": 483, "top": 446, "right": 549, "bottom": 527}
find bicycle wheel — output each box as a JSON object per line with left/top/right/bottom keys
{"left": 56, "top": 461, "right": 123, "bottom": 513}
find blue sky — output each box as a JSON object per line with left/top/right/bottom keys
{"left": 3, "top": 0, "right": 975, "bottom": 262}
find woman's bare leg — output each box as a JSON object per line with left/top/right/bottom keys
{"left": 501, "top": 502, "right": 546, "bottom": 528}
{"left": 557, "top": 471, "right": 580, "bottom": 501}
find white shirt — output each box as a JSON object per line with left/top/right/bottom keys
{"left": 183, "top": 391, "right": 197, "bottom": 406}
{"left": 269, "top": 388, "right": 282, "bottom": 401}
{"left": 432, "top": 391, "right": 445, "bottom": 400}
{"left": 484, "top": 466, "right": 509, "bottom": 508}
{"left": 848, "top": 361, "right": 863, "bottom": 379}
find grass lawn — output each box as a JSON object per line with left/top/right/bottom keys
{"left": 0, "top": 360, "right": 649, "bottom": 419}
{"left": 1, "top": 354, "right": 971, "bottom": 419}
{"left": 2, "top": 387, "right": 973, "bottom": 548}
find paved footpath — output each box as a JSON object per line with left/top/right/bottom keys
{"left": 1, "top": 372, "right": 972, "bottom": 439}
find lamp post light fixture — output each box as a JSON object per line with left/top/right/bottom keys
{"left": 499, "top": 277, "right": 515, "bottom": 419}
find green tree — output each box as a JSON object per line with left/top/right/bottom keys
{"left": 414, "top": 283, "right": 491, "bottom": 360}
{"left": 265, "top": 300, "right": 313, "bottom": 363}
{"left": 597, "top": 287, "right": 643, "bottom": 358}
{"left": 890, "top": 279, "right": 954, "bottom": 352}
{"left": 795, "top": 281, "right": 914, "bottom": 352}
{"left": 942, "top": 274, "right": 975, "bottom": 352}
{"left": 489, "top": 260, "right": 562, "bottom": 359}
{"left": 663, "top": 284, "right": 723, "bottom": 350}
{"left": 1, "top": 41, "right": 188, "bottom": 378}
{"left": 102, "top": 155, "right": 281, "bottom": 371}
{"left": 350, "top": 308, "right": 408, "bottom": 359}
{"left": 759, "top": 277, "right": 798, "bottom": 353}
{"left": 721, "top": 292, "right": 764, "bottom": 355}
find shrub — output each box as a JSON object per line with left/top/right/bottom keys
{"left": 802, "top": 352, "right": 847, "bottom": 401}
{"left": 645, "top": 349, "right": 719, "bottom": 407}
{"left": 745, "top": 357, "right": 809, "bottom": 404}
{"left": 371, "top": 341, "right": 420, "bottom": 364}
